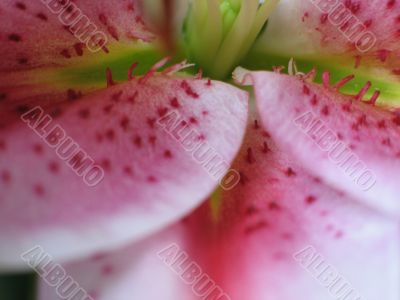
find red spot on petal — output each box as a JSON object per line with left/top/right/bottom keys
{"left": 101, "top": 264, "right": 114, "bottom": 276}
{"left": 147, "top": 175, "right": 157, "bottom": 183}
{"left": 34, "top": 184, "right": 45, "bottom": 196}
{"left": 8, "top": 33, "right": 22, "bottom": 42}
{"left": 1, "top": 170, "right": 11, "bottom": 184}
{"left": 120, "top": 116, "right": 130, "bottom": 131}
{"left": 285, "top": 167, "right": 296, "bottom": 177}
{"left": 123, "top": 166, "right": 134, "bottom": 176}
{"left": 33, "top": 144, "right": 43, "bottom": 155}
{"left": 164, "top": 150, "right": 173, "bottom": 158}
{"left": 268, "top": 202, "right": 281, "bottom": 211}
{"left": 321, "top": 105, "right": 330, "bottom": 116}
{"left": 244, "top": 221, "right": 269, "bottom": 235}
{"left": 180, "top": 80, "right": 199, "bottom": 98}
{"left": 306, "top": 195, "right": 317, "bottom": 205}
{"left": 133, "top": 135, "right": 142, "bottom": 148}
{"left": 78, "top": 108, "right": 90, "bottom": 119}
{"left": 105, "top": 129, "right": 115, "bottom": 141}
{"left": 246, "top": 147, "right": 255, "bottom": 164}
{"left": 170, "top": 97, "right": 180, "bottom": 108}
{"left": 48, "top": 161, "right": 60, "bottom": 174}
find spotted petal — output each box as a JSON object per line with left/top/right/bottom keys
{"left": 0, "top": 0, "right": 152, "bottom": 71}
{"left": 0, "top": 74, "right": 248, "bottom": 270}
{"left": 235, "top": 68, "right": 400, "bottom": 217}
{"left": 39, "top": 114, "right": 400, "bottom": 300}
{"left": 259, "top": 0, "right": 400, "bottom": 70}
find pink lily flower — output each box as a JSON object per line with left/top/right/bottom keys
{"left": 0, "top": 0, "right": 399, "bottom": 299}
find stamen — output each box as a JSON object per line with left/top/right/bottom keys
{"left": 128, "top": 62, "right": 138, "bottom": 80}
{"left": 139, "top": 57, "right": 170, "bottom": 84}
{"left": 186, "top": 0, "right": 280, "bottom": 79}
{"left": 288, "top": 58, "right": 305, "bottom": 77}
{"left": 162, "top": 60, "right": 195, "bottom": 75}
{"left": 195, "top": 69, "right": 203, "bottom": 79}
{"left": 240, "top": 0, "right": 280, "bottom": 59}
{"left": 188, "top": 0, "right": 223, "bottom": 68}
{"left": 334, "top": 75, "right": 355, "bottom": 90}
{"left": 322, "top": 71, "right": 330, "bottom": 89}
{"left": 288, "top": 58, "right": 296, "bottom": 76}
{"left": 355, "top": 81, "right": 372, "bottom": 101}
{"left": 106, "top": 67, "right": 115, "bottom": 87}
{"left": 212, "top": 0, "right": 260, "bottom": 78}
{"left": 303, "top": 68, "right": 317, "bottom": 82}
{"left": 273, "top": 66, "right": 285, "bottom": 73}
{"left": 367, "top": 90, "right": 380, "bottom": 105}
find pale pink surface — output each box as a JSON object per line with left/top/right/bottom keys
{"left": 235, "top": 69, "right": 400, "bottom": 217}
{"left": 39, "top": 114, "right": 400, "bottom": 300}
{"left": 0, "top": 75, "right": 248, "bottom": 270}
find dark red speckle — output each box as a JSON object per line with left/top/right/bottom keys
{"left": 8, "top": 34, "right": 21, "bottom": 42}
{"left": 306, "top": 195, "right": 317, "bottom": 205}
{"left": 123, "top": 166, "right": 134, "bottom": 176}
{"left": 105, "top": 129, "right": 115, "bottom": 141}
{"left": 147, "top": 176, "right": 157, "bottom": 183}
{"left": 170, "top": 97, "right": 180, "bottom": 108}
{"left": 377, "top": 120, "right": 387, "bottom": 129}
{"left": 320, "top": 13, "right": 328, "bottom": 24}
{"left": 1, "top": 170, "right": 11, "bottom": 184}
{"left": 33, "top": 144, "right": 43, "bottom": 155}
{"left": 78, "top": 108, "right": 90, "bottom": 119}
{"left": 34, "top": 184, "right": 45, "bottom": 196}
{"left": 262, "top": 142, "right": 270, "bottom": 153}
{"left": 15, "top": 2, "right": 26, "bottom": 10}
{"left": 303, "top": 85, "right": 310, "bottom": 95}
{"left": 133, "top": 135, "right": 142, "bottom": 148}
{"left": 0, "top": 140, "right": 6, "bottom": 151}
{"left": 60, "top": 49, "right": 71, "bottom": 59}
{"left": 48, "top": 161, "right": 60, "bottom": 174}
{"left": 321, "top": 105, "right": 330, "bottom": 116}
{"left": 246, "top": 147, "right": 255, "bottom": 164}
{"left": 164, "top": 150, "right": 173, "bottom": 159}
{"left": 37, "top": 13, "right": 48, "bottom": 21}
{"left": 245, "top": 221, "right": 269, "bottom": 235}
{"left": 147, "top": 118, "right": 156, "bottom": 128}
{"left": 101, "top": 264, "right": 114, "bottom": 276}
{"left": 181, "top": 80, "right": 199, "bottom": 98}
{"left": 286, "top": 167, "right": 296, "bottom": 177}
{"left": 268, "top": 202, "right": 281, "bottom": 211}
{"left": 120, "top": 116, "right": 129, "bottom": 131}
{"left": 67, "top": 89, "right": 82, "bottom": 101}
{"left": 392, "top": 115, "right": 400, "bottom": 126}
{"left": 311, "top": 95, "right": 318, "bottom": 106}
{"left": 387, "top": 0, "right": 396, "bottom": 9}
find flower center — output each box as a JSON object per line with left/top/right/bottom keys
{"left": 184, "top": 0, "right": 280, "bottom": 79}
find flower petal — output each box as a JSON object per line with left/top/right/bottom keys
{"left": 235, "top": 68, "right": 400, "bottom": 217}
{"left": 0, "top": 74, "right": 248, "bottom": 270}
{"left": 39, "top": 114, "right": 400, "bottom": 300}
{"left": 0, "top": 0, "right": 165, "bottom": 127}
{"left": 258, "top": 0, "right": 400, "bottom": 70}
{"left": 0, "top": 0, "right": 152, "bottom": 71}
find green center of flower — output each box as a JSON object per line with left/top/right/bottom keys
{"left": 184, "top": 0, "right": 280, "bottom": 79}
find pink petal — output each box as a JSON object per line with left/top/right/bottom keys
{"left": 0, "top": 75, "right": 248, "bottom": 270}
{"left": 0, "top": 0, "right": 152, "bottom": 71}
{"left": 0, "top": 0, "right": 155, "bottom": 127}
{"left": 262, "top": 0, "right": 400, "bottom": 70}
{"left": 235, "top": 68, "right": 400, "bottom": 217}
{"left": 39, "top": 115, "right": 400, "bottom": 300}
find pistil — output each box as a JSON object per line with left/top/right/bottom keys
{"left": 185, "top": 0, "right": 280, "bottom": 79}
